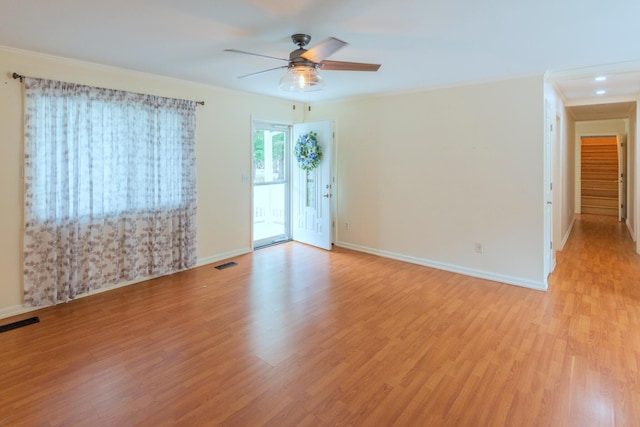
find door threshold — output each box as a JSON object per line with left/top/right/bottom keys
{"left": 254, "top": 239, "right": 292, "bottom": 250}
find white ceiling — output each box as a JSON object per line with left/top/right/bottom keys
{"left": 1, "top": 0, "right": 640, "bottom": 110}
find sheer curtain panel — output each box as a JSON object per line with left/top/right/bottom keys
{"left": 23, "top": 78, "right": 197, "bottom": 307}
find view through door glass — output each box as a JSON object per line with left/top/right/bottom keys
{"left": 253, "top": 123, "right": 290, "bottom": 248}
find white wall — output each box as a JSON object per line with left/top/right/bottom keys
{"left": 0, "top": 47, "right": 551, "bottom": 316}
{"left": 0, "top": 46, "right": 303, "bottom": 316}
{"left": 308, "top": 76, "right": 547, "bottom": 289}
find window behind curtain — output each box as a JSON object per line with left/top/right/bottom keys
{"left": 23, "top": 78, "right": 197, "bottom": 307}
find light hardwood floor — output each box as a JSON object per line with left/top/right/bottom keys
{"left": 2, "top": 214, "right": 640, "bottom": 426}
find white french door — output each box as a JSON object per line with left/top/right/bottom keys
{"left": 291, "top": 121, "right": 334, "bottom": 250}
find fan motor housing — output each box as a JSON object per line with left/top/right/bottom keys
{"left": 289, "top": 48, "right": 316, "bottom": 68}
{"left": 291, "top": 34, "right": 311, "bottom": 47}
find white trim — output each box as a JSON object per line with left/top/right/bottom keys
{"left": 335, "top": 241, "right": 547, "bottom": 291}
{"left": 627, "top": 220, "right": 636, "bottom": 242}
{"left": 0, "top": 249, "right": 253, "bottom": 320}
{"left": 636, "top": 99, "right": 640, "bottom": 254}
{"left": 546, "top": 60, "right": 640, "bottom": 81}
{"left": 564, "top": 95, "right": 639, "bottom": 108}
{"left": 0, "top": 305, "right": 35, "bottom": 320}
{"left": 0, "top": 44, "right": 243, "bottom": 97}
{"left": 194, "top": 248, "right": 252, "bottom": 268}
{"left": 560, "top": 215, "right": 576, "bottom": 250}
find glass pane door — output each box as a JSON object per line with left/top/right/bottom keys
{"left": 253, "top": 122, "right": 290, "bottom": 248}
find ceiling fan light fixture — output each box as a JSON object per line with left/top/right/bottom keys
{"left": 279, "top": 65, "right": 324, "bottom": 92}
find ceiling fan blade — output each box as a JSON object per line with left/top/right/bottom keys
{"left": 224, "top": 49, "right": 288, "bottom": 62}
{"left": 319, "top": 60, "right": 381, "bottom": 72}
{"left": 301, "top": 37, "right": 347, "bottom": 63}
{"left": 237, "top": 66, "right": 288, "bottom": 79}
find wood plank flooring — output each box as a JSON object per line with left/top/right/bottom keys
{"left": 2, "top": 214, "right": 640, "bottom": 426}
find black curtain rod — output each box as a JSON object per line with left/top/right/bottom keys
{"left": 11, "top": 72, "right": 205, "bottom": 106}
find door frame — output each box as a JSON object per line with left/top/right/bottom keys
{"left": 576, "top": 133, "right": 625, "bottom": 218}
{"left": 544, "top": 101, "right": 555, "bottom": 278}
{"left": 251, "top": 119, "right": 293, "bottom": 248}
{"left": 618, "top": 134, "right": 627, "bottom": 222}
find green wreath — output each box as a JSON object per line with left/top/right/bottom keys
{"left": 294, "top": 131, "right": 322, "bottom": 171}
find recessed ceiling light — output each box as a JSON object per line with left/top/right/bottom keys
{"left": 596, "top": 90, "right": 606, "bottom": 95}
{"left": 595, "top": 76, "right": 607, "bottom": 81}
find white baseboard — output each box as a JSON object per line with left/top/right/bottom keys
{"left": 0, "top": 305, "right": 38, "bottom": 321}
{"left": 0, "top": 248, "right": 254, "bottom": 321}
{"left": 335, "top": 241, "right": 547, "bottom": 291}
{"left": 560, "top": 216, "right": 576, "bottom": 250}
{"left": 0, "top": 275, "right": 162, "bottom": 321}
{"left": 195, "top": 247, "right": 252, "bottom": 268}
{"left": 627, "top": 220, "right": 636, "bottom": 242}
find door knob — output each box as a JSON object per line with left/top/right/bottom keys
{"left": 323, "top": 193, "right": 332, "bottom": 198}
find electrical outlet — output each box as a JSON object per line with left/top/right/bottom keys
{"left": 474, "top": 242, "right": 483, "bottom": 254}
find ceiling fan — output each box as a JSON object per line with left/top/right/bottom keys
{"left": 225, "top": 34, "right": 381, "bottom": 92}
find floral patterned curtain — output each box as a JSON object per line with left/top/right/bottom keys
{"left": 23, "top": 78, "right": 197, "bottom": 307}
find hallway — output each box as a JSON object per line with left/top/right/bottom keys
{"left": 551, "top": 214, "right": 639, "bottom": 290}
{"left": 547, "top": 213, "right": 640, "bottom": 425}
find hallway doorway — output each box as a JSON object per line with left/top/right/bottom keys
{"left": 565, "top": 101, "right": 638, "bottom": 256}
{"left": 580, "top": 135, "right": 620, "bottom": 217}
